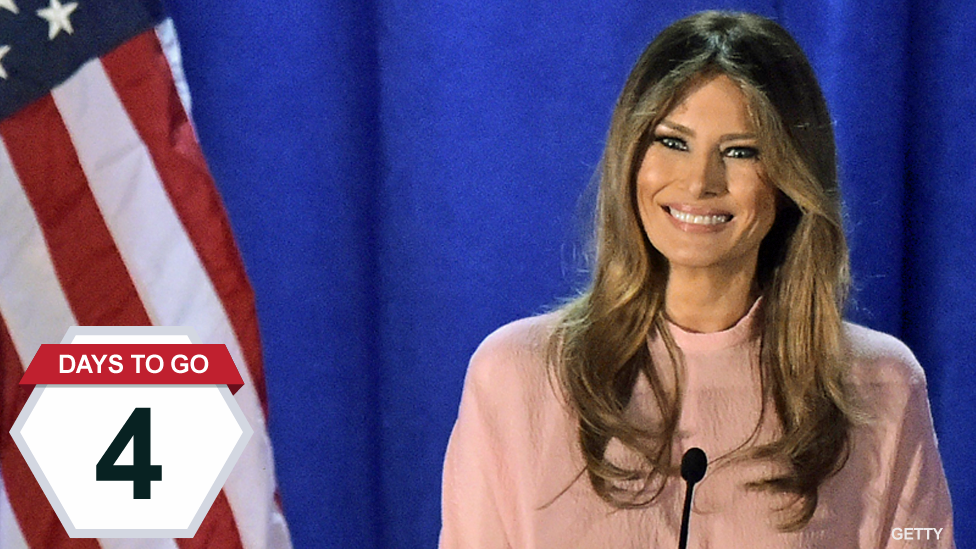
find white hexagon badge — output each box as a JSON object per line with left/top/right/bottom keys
{"left": 10, "top": 326, "right": 253, "bottom": 538}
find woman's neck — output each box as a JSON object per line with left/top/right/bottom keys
{"left": 664, "top": 263, "right": 758, "bottom": 333}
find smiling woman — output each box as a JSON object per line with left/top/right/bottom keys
{"left": 440, "top": 10, "right": 954, "bottom": 549}
{"left": 637, "top": 74, "right": 778, "bottom": 333}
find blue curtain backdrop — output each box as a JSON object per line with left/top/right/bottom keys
{"left": 162, "top": 1, "right": 975, "bottom": 547}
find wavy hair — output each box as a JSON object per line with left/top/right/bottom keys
{"left": 549, "top": 11, "right": 860, "bottom": 530}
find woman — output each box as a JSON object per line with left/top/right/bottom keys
{"left": 441, "top": 11, "right": 953, "bottom": 548}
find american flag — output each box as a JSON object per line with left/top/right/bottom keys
{"left": 0, "top": 0, "right": 292, "bottom": 547}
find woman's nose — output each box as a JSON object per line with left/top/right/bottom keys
{"left": 685, "top": 150, "right": 728, "bottom": 198}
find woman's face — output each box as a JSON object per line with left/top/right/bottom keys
{"left": 636, "top": 74, "right": 777, "bottom": 277}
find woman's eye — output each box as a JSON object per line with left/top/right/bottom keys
{"left": 723, "top": 146, "right": 759, "bottom": 159}
{"left": 656, "top": 136, "right": 688, "bottom": 151}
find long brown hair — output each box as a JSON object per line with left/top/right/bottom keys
{"left": 550, "top": 11, "right": 859, "bottom": 530}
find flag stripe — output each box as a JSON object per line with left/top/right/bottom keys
{"left": 1, "top": 110, "right": 172, "bottom": 549}
{"left": 97, "top": 32, "right": 288, "bottom": 549}
{"left": 0, "top": 137, "right": 91, "bottom": 548}
{"left": 98, "top": 538, "right": 178, "bottom": 549}
{"left": 49, "top": 58, "right": 190, "bottom": 329}
{"left": 0, "top": 468, "right": 30, "bottom": 549}
{"left": 0, "top": 64, "right": 242, "bottom": 547}
{"left": 176, "top": 491, "right": 244, "bottom": 549}
{"left": 1, "top": 92, "right": 185, "bottom": 548}
{"left": 50, "top": 50, "right": 282, "bottom": 549}
{"left": 0, "top": 95, "right": 152, "bottom": 328}
{"left": 0, "top": 138, "right": 79, "bottom": 364}
{"left": 0, "top": 316, "right": 99, "bottom": 549}
{"left": 1, "top": 115, "right": 239, "bottom": 546}
{"left": 44, "top": 58, "right": 250, "bottom": 546}
{"left": 155, "top": 21, "right": 193, "bottom": 144}
{"left": 101, "top": 31, "right": 269, "bottom": 413}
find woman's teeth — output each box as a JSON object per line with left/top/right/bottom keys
{"left": 668, "top": 207, "right": 732, "bottom": 225}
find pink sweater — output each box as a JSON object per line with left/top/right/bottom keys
{"left": 441, "top": 308, "right": 954, "bottom": 548}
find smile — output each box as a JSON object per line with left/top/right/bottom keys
{"left": 666, "top": 206, "right": 732, "bottom": 226}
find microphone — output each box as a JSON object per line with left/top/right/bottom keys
{"left": 678, "top": 447, "right": 708, "bottom": 549}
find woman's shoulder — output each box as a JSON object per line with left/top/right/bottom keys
{"left": 831, "top": 324, "right": 952, "bottom": 543}
{"left": 472, "top": 313, "right": 559, "bottom": 364}
{"left": 842, "top": 321, "right": 930, "bottom": 412}
{"left": 462, "top": 312, "right": 563, "bottom": 409}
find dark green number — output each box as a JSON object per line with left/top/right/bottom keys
{"left": 96, "top": 407, "right": 162, "bottom": 499}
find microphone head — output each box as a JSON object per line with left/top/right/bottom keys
{"left": 680, "top": 447, "right": 708, "bottom": 484}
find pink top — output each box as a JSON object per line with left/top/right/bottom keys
{"left": 441, "top": 307, "right": 954, "bottom": 548}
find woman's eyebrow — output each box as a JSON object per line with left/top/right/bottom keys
{"left": 658, "top": 120, "right": 694, "bottom": 135}
{"left": 657, "top": 121, "right": 757, "bottom": 142}
{"left": 719, "top": 132, "right": 758, "bottom": 142}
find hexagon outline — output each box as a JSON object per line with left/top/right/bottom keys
{"left": 10, "top": 326, "right": 254, "bottom": 538}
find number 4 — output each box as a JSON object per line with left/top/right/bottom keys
{"left": 96, "top": 408, "right": 163, "bottom": 499}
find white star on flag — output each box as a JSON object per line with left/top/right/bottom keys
{"left": 0, "top": 0, "right": 18, "bottom": 14}
{"left": 36, "top": 0, "right": 79, "bottom": 41}
{"left": 0, "top": 45, "right": 9, "bottom": 79}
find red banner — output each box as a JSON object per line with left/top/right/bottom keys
{"left": 21, "top": 344, "right": 245, "bottom": 394}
